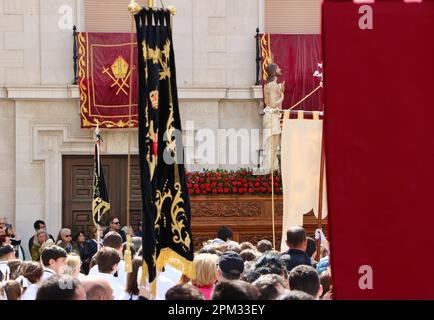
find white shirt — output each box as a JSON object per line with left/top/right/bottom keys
{"left": 89, "top": 260, "right": 127, "bottom": 288}
{"left": 41, "top": 267, "right": 56, "bottom": 282}
{"left": 121, "top": 292, "right": 139, "bottom": 300}
{"left": 137, "top": 264, "right": 182, "bottom": 300}
{"left": 0, "top": 261, "right": 10, "bottom": 281}
{"left": 93, "top": 272, "right": 125, "bottom": 300}
{"left": 21, "top": 283, "right": 39, "bottom": 300}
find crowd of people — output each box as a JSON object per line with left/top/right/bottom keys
{"left": 0, "top": 216, "right": 331, "bottom": 300}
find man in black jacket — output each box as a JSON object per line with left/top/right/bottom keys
{"left": 28, "top": 220, "right": 55, "bottom": 253}
{"left": 280, "top": 226, "right": 312, "bottom": 272}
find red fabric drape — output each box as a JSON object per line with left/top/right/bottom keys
{"left": 323, "top": 1, "right": 434, "bottom": 299}
{"left": 78, "top": 32, "right": 138, "bottom": 128}
{"left": 260, "top": 34, "right": 323, "bottom": 111}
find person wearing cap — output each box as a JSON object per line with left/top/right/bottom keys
{"left": 217, "top": 251, "right": 244, "bottom": 282}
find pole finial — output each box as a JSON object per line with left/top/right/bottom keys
{"left": 128, "top": 0, "right": 142, "bottom": 15}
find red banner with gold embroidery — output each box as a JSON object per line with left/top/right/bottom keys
{"left": 78, "top": 32, "right": 138, "bottom": 128}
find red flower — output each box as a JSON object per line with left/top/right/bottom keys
{"left": 206, "top": 173, "right": 210, "bottom": 177}
{"left": 275, "top": 177, "right": 280, "bottom": 181}
{"left": 242, "top": 171, "right": 246, "bottom": 175}
{"left": 200, "top": 184, "right": 205, "bottom": 189}
{"left": 193, "top": 172, "right": 198, "bottom": 176}
{"left": 248, "top": 188, "right": 254, "bottom": 193}
{"left": 188, "top": 189, "right": 193, "bottom": 194}
{"left": 218, "top": 188, "right": 223, "bottom": 193}
{"left": 188, "top": 183, "right": 192, "bottom": 188}
{"left": 244, "top": 184, "right": 248, "bottom": 187}
{"left": 276, "top": 188, "right": 281, "bottom": 193}
{"left": 212, "top": 189, "right": 217, "bottom": 193}
{"left": 224, "top": 188, "right": 229, "bottom": 193}
{"left": 205, "top": 183, "right": 210, "bottom": 187}
{"left": 274, "top": 182, "right": 279, "bottom": 187}
{"left": 262, "top": 182, "right": 267, "bottom": 187}
{"left": 199, "top": 177, "right": 204, "bottom": 182}
{"left": 254, "top": 182, "right": 260, "bottom": 187}
{"left": 217, "top": 173, "right": 221, "bottom": 177}
{"left": 195, "top": 189, "right": 201, "bottom": 195}
{"left": 224, "top": 178, "right": 228, "bottom": 182}
{"left": 202, "top": 190, "right": 207, "bottom": 195}
{"left": 212, "top": 182, "right": 217, "bottom": 186}
{"left": 232, "top": 187, "right": 238, "bottom": 193}
{"left": 231, "top": 177, "right": 235, "bottom": 181}
{"left": 268, "top": 188, "right": 272, "bottom": 193}
{"left": 261, "top": 187, "right": 266, "bottom": 192}
{"left": 255, "top": 188, "right": 261, "bottom": 192}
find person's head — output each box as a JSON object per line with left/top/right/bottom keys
{"left": 126, "top": 257, "right": 142, "bottom": 296}
{"left": 240, "top": 249, "right": 257, "bottom": 262}
{"left": 33, "top": 220, "right": 46, "bottom": 232}
{"left": 1, "top": 280, "right": 22, "bottom": 300}
{"left": 82, "top": 276, "right": 113, "bottom": 300}
{"left": 0, "top": 234, "right": 11, "bottom": 247}
{"left": 34, "top": 229, "right": 48, "bottom": 245}
{"left": 122, "top": 242, "right": 136, "bottom": 258}
{"left": 226, "top": 241, "right": 241, "bottom": 254}
{"left": 0, "top": 217, "right": 7, "bottom": 228}
{"left": 255, "top": 251, "right": 287, "bottom": 280}
{"left": 319, "top": 270, "right": 331, "bottom": 298}
{"left": 63, "top": 254, "right": 82, "bottom": 277}
{"left": 96, "top": 247, "right": 121, "bottom": 274}
{"left": 252, "top": 274, "right": 288, "bottom": 300}
{"left": 266, "top": 63, "right": 282, "bottom": 83}
{"left": 41, "top": 245, "right": 67, "bottom": 273}
{"left": 165, "top": 284, "right": 205, "bottom": 300}
{"left": 216, "top": 226, "right": 233, "bottom": 242}
{"left": 36, "top": 274, "right": 86, "bottom": 300}
{"left": 5, "top": 225, "right": 15, "bottom": 237}
{"left": 103, "top": 231, "right": 123, "bottom": 252}
{"left": 7, "top": 260, "right": 22, "bottom": 279}
{"left": 279, "top": 290, "right": 315, "bottom": 300}
{"left": 256, "top": 239, "right": 273, "bottom": 254}
{"left": 72, "top": 231, "right": 85, "bottom": 244}
{"left": 288, "top": 265, "right": 322, "bottom": 298}
{"left": 89, "top": 226, "right": 103, "bottom": 240}
{"left": 14, "top": 261, "right": 43, "bottom": 284}
{"left": 131, "top": 237, "right": 142, "bottom": 253}
{"left": 212, "top": 280, "right": 259, "bottom": 300}
{"left": 306, "top": 237, "right": 317, "bottom": 259}
{"left": 198, "top": 245, "right": 220, "bottom": 256}
{"left": 193, "top": 253, "right": 218, "bottom": 287}
{"left": 321, "top": 245, "right": 329, "bottom": 259}
{"left": 109, "top": 217, "right": 121, "bottom": 231}
{"left": 240, "top": 242, "right": 255, "bottom": 251}
{"left": 218, "top": 251, "right": 244, "bottom": 281}
{"left": 0, "top": 245, "right": 15, "bottom": 262}
{"left": 286, "top": 226, "right": 307, "bottom": 251}
{"left": 57, "top": 228, "right": 72, "bottom": 243}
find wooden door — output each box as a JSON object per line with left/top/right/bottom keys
{"left": 62, "top": 155, "right": 141, "bottom": 237}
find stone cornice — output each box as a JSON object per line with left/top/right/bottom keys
{"left": 0, "top": 85, "right": 264, "bottom": 101}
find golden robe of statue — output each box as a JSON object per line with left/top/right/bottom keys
{"left": 262, "top": 63, "right": 285, "bottom": 173}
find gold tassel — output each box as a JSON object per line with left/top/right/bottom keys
{"left": 124, "top": 235, "right": 133, "bottom": 273}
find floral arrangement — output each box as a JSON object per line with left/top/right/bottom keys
{"left": 186, "top": 168, "right": 282, "bottom": 196}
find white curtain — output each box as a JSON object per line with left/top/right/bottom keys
{"left": 280, "top": 112, "right": 327, "bottom": 252}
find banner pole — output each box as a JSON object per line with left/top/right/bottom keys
{"left": 316, "top": 125, "right": 326, "bottom": 261}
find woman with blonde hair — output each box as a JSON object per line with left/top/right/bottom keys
{"left": 192, "top": 253, "right": 219, "bottom": 300}
{"left": 63, "top": 253, "right": 86, "bottom": 281}
{"left": 56, "top": 228, "right": 73, "bottom": 253}
{"left": 31, "top": 229, "right": 48, "bottom": 261}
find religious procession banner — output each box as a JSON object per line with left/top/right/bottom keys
{"left": 131, "top": 5, "right": 195, "bottom": 295}
{"left": 280, "top": 112, "right": 327, "bottom": 252}
{"left": 260, "top": 34, "right": 322, "bottom": 110}
{"left": 92, "top": 127, "right": 111, "bottom": 228}
{"left": 77, "top": 32, "right": 138, "bottom": 128}
{"left": 323, "top": 0, "right": 434, "bottom": 299}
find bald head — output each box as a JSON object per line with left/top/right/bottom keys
{"left": 82, "top": 276, "right": 114, "bottom": 300}
{"left": 286, "top": 227, "right": 307, "bottom": 250}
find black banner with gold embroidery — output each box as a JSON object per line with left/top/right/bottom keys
{"left": 133, "top": 7, "right": 195, "bottom": 293}
{"left": 77, "top": 32, "right": 138, "bottom": 128}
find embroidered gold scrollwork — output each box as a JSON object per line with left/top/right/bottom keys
{"left": 170, "top": 183, "right": 191, "bottom": 251}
